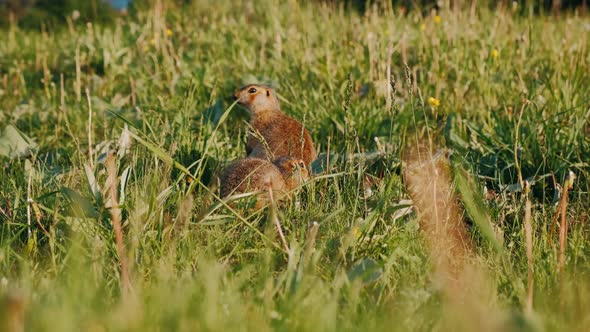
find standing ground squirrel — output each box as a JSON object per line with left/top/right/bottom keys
{"left": 220, "top": 156, "right": 308, "bottom": 208}
{"left": 233, "top": 84, "right": 317, "bottom": 166}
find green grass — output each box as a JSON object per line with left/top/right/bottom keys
{"left": 1, "top": 0, "right": 590, "bottom": 331}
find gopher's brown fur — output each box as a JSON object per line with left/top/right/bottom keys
{"left": 0, "top": 290, "right": 24, "bottom": 332}
{"left": 219, "top": 157, "right": 308, "bottom": 208}
{"left": 273, "top": 156, "right": 309, "bottom": 190}
{"left": 233, "top": 84, "right": 317, "bottom": 166}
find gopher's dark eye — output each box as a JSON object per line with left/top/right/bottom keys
{"left": 248, "top": 87, "right": 257, "bottom": 93}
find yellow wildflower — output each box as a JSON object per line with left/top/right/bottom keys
{"left": 434, "top": 15, "right": 442, "bottom": 24}
{"left": 491, "top": 49, "right": 499, "bottom": 58}
{"left": 420, "top": 23, "right": 426, "bottom": 31}
{"left": 150, "top": 38, "right": 156, "bottom": 46}
{"left": 428, "top": 97, "right": 440, "bottom": 107}
{"left": 166, "top": 28, "right": 173, "bottom": 37}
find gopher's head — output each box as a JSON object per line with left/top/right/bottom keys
{"left": 233, "top": 84, "right": 280, "bottom": 114}
{"left": 274, "top": 156, "right": 309, "bottom": 184}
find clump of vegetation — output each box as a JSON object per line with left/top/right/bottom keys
{"left": 0, "top": 0, "right": 122, "bottom": 29}
{"left": 0, "top": 0, "right": 589, "bottom": 330}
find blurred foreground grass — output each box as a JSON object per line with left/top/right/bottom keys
{"left": 0, "top": 0, "right": 590, "bottom": 331}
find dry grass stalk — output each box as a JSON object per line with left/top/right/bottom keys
{"left": 558, "top": 172, "right": 576, "bottom": 274}
{"left": 514, "top": 101, "right": 534, "bottom": 313}
{"left": 267, "top": 185, "right": 289, "bottom": 253}
{"left": 86, "top": 88, "right": 94, "bottom": 169}
{"left": 523, "top": 181, "right": 534, "bottom": 313}
{"left": 105, "top": 154, "right": 131, "bottom": 295}
{"left": 558, "top": 190, "right": 567, "bottom": 273}
{"left": 385, "top": 44, "right": 393, "bottom": 111}
{"left": 404, "top": 142, "right": 501, "bottom": 331}
{"left": 75, "top": 45, "right": 81, "bottom": 101}
{"left": 547, "top": 172, "right": 575, "bottom": 273}
{"left": 26, "top": 171, "right": 32, "bottom": 241}
{"left": 548, "top": 183, "right": 562, "bottom": 246}
{"left": 32, "top": 201, "right": 50, "bottom": 238}
{"left": 304, "top": 222, "right": 319, "bottom": 261}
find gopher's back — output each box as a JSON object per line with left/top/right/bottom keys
{"left": 219, "top": 158, "right": 285, "bottom": 198}
{"left": 248, "top": 112, "right": 316, "bottom": 165}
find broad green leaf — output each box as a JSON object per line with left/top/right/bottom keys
{"left": 347, "top": 258, "right": 383, "bottom": 285}
{"left": 311, "top": 152, "right": 339, "bottom": 175}
{"left": 0, "top": 125, "right": 37, "bottom": 159}
{"left": 453, "top": 168, "right": 503, "bottom": 253}
{"left": 127, "top": 130, "right": 193, "bottom": 178}
{"left": 60, "top": 187, "right": 99, "bottom": 219}
{"left": 84, "top": 163, "right": 102, "bottom": 203}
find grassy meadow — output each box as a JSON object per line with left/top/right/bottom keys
{"left": 1, "top": 0, "right": 590, "bottom": 330}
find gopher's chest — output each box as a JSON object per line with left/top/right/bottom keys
{"left": 248, "top": 118, "right": 302, "bottom": 149}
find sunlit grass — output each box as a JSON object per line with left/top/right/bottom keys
{"left": 1, "top": 0, "right": 589, "bottom": 331}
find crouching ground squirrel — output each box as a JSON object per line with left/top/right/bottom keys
{"left": 220, "top": 156, "right": 308, "bottom": 208}
{"left": 233, "top": 84, "right": 317, "bottom": 166}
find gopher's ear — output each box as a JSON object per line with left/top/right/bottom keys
{"left": 266, "top": 90, "right": 270, "bottom": 97}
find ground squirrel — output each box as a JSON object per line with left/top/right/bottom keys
{"left": 220, "top": 156, "right": 308, "bottom": 208}
{"left": 233, "top": 84, "right": 317, "bottom": 166}
{"left": 0, "top": 290, "right": 24, "bottom": 332}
